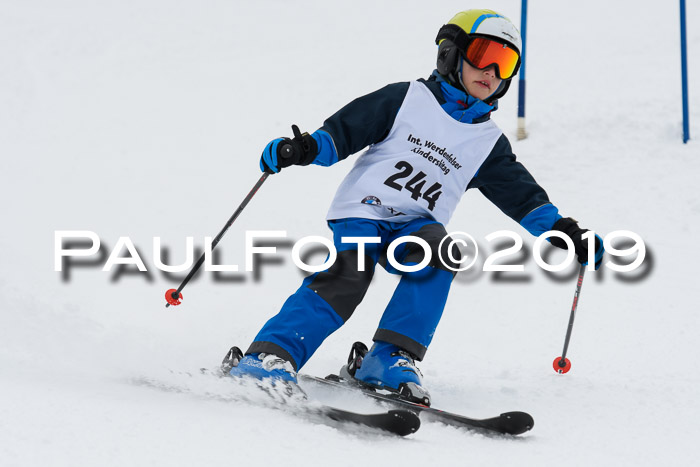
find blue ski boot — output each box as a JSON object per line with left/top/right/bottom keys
{"left": 347, "top": 341, "right": 431, "bottom": 406}
{"left": 225, "top": 347, "right": 298, "bottom": 385}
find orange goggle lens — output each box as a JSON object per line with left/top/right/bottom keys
{"left": 464, "top": 37, "right": 520, "bottom": 80}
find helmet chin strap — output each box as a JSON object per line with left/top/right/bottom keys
{"left": 485, "top": 80, "right": 507, "bottom": 104}
{"left": 455, "top": 57, "right": 469, "bottom": 94}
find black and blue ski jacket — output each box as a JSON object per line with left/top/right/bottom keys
{"left": 306, "top": 70, "right": 561, "bottom": 235}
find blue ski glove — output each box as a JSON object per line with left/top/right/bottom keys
{"left": 550, "top": 217, "right": 605, "bottom": 270}
{"left": 259, "top": 138, "right": 285, "bottom": 174}
{"left": 259, "top": 125, "right": 318, "bottom": 174}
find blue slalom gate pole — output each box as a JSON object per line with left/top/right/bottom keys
{"left": 517, "top": 0, "right": 528, "bottom": 140}
{"left": 680, "top": 0, "right": 690, "bottom": 143}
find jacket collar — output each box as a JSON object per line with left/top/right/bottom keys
{"left": 430, "top": 70, "right": 497, "bottom": 123}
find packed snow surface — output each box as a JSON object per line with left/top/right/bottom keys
{"left": 2, "top": 1, "right": 699, "bottom": 466}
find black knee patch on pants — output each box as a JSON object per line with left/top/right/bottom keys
{"left": 306, "top": 250, "right": 374, "bottom": 322}
{"left": 384, "top": 223, "right": 462, "bottom": 274}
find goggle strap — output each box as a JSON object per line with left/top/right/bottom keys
{"left": 435, "top": 24, "right": 470, "bottom": 51}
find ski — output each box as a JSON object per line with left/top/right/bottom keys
{"left": 299, "top": 373, "right": 534, "bottom": 436}
{"left": 133, "top": 369, "right": 420, "bottom": 437}
{"left": 214, "top": 347, "right": 420, "bottom": 436}
{"left": 307, "top": 405, "right": 420, "bottom": 437}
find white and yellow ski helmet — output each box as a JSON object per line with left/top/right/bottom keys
{"left": 436, "top": 9, "right": 522, "bottom": 102}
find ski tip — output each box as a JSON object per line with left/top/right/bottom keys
{"left": 387, "top": 409, "right": 421, "bottom": 436}
{"left": 499, "top": 411, "right": 535, "bottom": 435}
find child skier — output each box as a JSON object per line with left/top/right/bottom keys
{"left": 229, "top": 9, "right": 604, "bottom": 403}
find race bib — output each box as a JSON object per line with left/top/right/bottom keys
{"left": 327, "top": 81, "right": 503, "bottom": 225}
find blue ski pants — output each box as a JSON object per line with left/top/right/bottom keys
{"left": 246, "top": 217, "right": 460, "bottom": 370}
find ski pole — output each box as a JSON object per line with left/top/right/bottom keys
{"left": 164, "top": 171, "right": 270, "bottom": 307}
{"left": 553, "top": 263, "right": 586, "bottom": 373}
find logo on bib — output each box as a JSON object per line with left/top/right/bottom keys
{"left": 361, "top": 196, "right": 382, "bottom": 206}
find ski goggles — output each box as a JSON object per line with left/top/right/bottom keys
{"left": 463, "top": 36, "right": 521, "bottom": 80}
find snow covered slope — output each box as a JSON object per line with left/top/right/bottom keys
{"left": 1, "top": 1, "right": 699, "bottom": 465}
